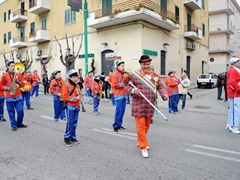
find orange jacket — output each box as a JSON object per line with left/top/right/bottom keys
{"left": 50, "top": 78, "right": 64, "bottom": 96}
{"left": 32, "top": 73, "right": 40, "bottom": 85}
{"left": 0, "top": 78, "right": 4, "bottom": 97}
{"left": 108, "top": 74, "right": 112, "bottom": 85}
{"left": 91, "top": 80, "right": 102, "bottom": 96}
{"left": 0, "top": 71, "right": 24, "bottom": 98}
{"left": 111, "top": 71, "right": 127, "bottom": 98}
{"left": 63, "top": 81, "right": 80, "bottom": 107}
{"left": 165, "top": 75, "right": 179, "bottom": 97}
{"left": 84, "top": 76, "right": 92, "bottom": 89}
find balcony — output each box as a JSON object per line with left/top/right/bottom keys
{"left": 29, "top": 0, "right": 51, "bottom": 15}
{"left": 209, "top": 0, "right": 234, "bottom": 15}
{"left": 184, "top": 0, "right": 202, "bottom": 10}
{"left": 10, "top": 36, "right": 27, "bottom": 48}
{"left": 209, "top": 24, "right": 234, "bottom": 35}
{"left": 10, "top": 9, "right": 27, "bottom": 23}
{"left": 29, "top": 29, "right": 50, "bottom": 43}
{"left": 184, "top": 24, "right": 202, "bottom": 40}
{"left": 209, "top": 44, "right": 234, "bottom": 54}
{"left": 88, "top": 0, "right": 180, "bottom": 31}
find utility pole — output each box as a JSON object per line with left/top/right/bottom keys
{"left": 84, "top": 0, "right": 88, "bottom": 76}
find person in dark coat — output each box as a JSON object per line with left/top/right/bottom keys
{"left": 42, "top": 73, "right": 49, "bottom": 95}
{"left": 216, "top": 73, "right": 224, "bottom": 100}
{"left": 100, "top": 72, "right": 108, "bottom": 99}
{"left": 223, "top": 71, "right": 228, "bottom": 102}
{"left": 77, "top": 75, "right": 84, "bottom": 90}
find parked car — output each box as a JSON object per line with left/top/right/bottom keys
{"left": 197, "top": 74, "right": 218, "bottom": 88}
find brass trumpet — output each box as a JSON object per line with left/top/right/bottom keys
{"left": 10, "top": 62, "right": 25, "bottom": 96}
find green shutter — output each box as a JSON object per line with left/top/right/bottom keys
{"left": 4, "top": 12, "right": 6, "bottom": 22}
{"left": 8, "top": 32, "right": 11, "bottom": 43}
{"left": 102, "top": 0, "right": 112, "bottom": 16}
{"left": 30, "top": 22, "right": 35, "bottom": 32}
{"left": 202, "top": 0, "right": 205, "bottom": 9}
{"left": 42, "top": 18, "right": 47, "bottom": 30}
{"left": 3, "top": 34, "right": 6, "bottom": 44}
{"left": 202, "top": 23, "right": 205, "bottom": 36}
{"left": 175, "top": 5, "right": 179, "bottom": 21}
{"left": 161, "top": 0, "right": 167, "bottom": 10}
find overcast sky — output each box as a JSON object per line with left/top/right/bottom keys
{"left": 237, "top": 0, "right": 240, "bottom": 6}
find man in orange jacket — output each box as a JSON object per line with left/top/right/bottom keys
{"left": 91, "top": 74, "right": 102, "bottom": 115}
{"left": 63, "top": 70, "right": 81, "bottom": 146}
{"left": 30, "top": 70, "right": 40, "bottom": 98}
{"left": 1, "top": 60, "right": 26, "bottom": 131}
{"left": 111, "top": 60, "right": 128, "bottom": 133}
{"left": 0, "top": 75, "right": 6, "bottom": 122}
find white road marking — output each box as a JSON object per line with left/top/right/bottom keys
{"left": 192, "top": 144, "right": 240, "bottom": 155}
{"left": 40, "top": 115, "right": 66, "bottom": 123}
{"left": 92, "top": 129, "right": 137, "bottom": 140}
{"left": 185, "top": 149, "right": 240, "bottom": 163}
{"left": 101, "top": 128, "right": 137, "bottom": 137}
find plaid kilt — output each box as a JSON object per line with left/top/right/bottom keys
{"left": 125, "top": 72, "right": 167, "bottom": 118}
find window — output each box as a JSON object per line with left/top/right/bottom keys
{"left": 161, "top": 0, "right": 167, "bottom": 10}
{"left": 202, "top": 0, "right": 205, "bottom": 9}
{"left": 8, "top": 31, "right": 11, "bottom": 43}
{"left": 3, "top": 33, "right": 6, "bottom": 44}
{"left": 175, "top": 5, "right": 179, "bottom": 21}
{"left": 160, "top": 50, "right": 166, "bottom": 75}
{"left": 64, "top": 9, "right": 76, "bottom": 25}
{"left": 30, "top": 22, "right": 35, "bottom": 32}
{"left": 42, "top": 18, "right": 47, "bottom": 30}
{"left": 8, "top": 9, "right": 11, "bottom": 20}
{"left": 4, "top": 12, "right": 6, "bottom": 22}
{"left": 202, "top": 23, "right": 205, "bottom": 36}
{"left": 102, "top": 0, "right": 112, "bottom": 16}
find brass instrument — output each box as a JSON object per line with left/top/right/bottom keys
{"left": 10, "top": 62, "right": 25, "bottom": 96}
{"left": 98, "top": 83, "right": 103, "bottom": 100}
{"left": 59, "top": 78, "right": 64, "bottom": 101}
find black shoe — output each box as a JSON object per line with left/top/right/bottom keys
{"left": 64, "top": 138, "right": 73, "bottom": 147}
{"left": 113, "top": 127, "right": 118, "bottom": 133}
{"left": 12, "top": 127, "right": 17, "bottom": 131}
{"left": 17, "top": 124, "right": 27, "bottom": 128}
{"left": 190, "top": 95, "right": 193, "bottom": 99}
{"left": 70, "top": 139, "right": 79, "bottom": 145}
{"left": 150, "top": 119, "right": 153, "bottom": 124}
{"left": 218, "top": 98, "right": 223, "bottom": 100}
{"left": 182, "top": 106, "right": 184, "bottom": 109}
{"left": 224, "top": 99, "right": 228, "bottom": 102}
{"left": 0, "top": 118, "right": 6, "bottom": 121}
{"left": 118, "top": 126, "right": 126, "bottom": 131}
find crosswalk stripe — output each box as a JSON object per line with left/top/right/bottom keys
{"left": 192, "top": 144, "right": 240, "bottom": 155}
{"left": 92, "top": 129, "right": 137, "bottom": 140}
{"left": 101, "top": 128, "right": 137, "bottom": 137}
{"left": 40, "top": 115, "right": 66, "bottom": 123}
{"left": 185, "top": 149, "right": 240, "bottom": 163}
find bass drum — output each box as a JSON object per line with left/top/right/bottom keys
{"left": 21, "top": 82, "right": 32, "bottom": 92}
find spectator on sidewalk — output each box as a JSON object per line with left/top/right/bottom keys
{"left": 183, "top": 70, "right": 193, "bottom": 99}
{"left": 178, "top": 72, "right": 190, "bottom": 109}
{"left": 216, "top": 73, "right": 225, "bottom": 100}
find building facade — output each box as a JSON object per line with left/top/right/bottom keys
{"left": 0, "top": 0, "right": 209, "bottom": 83}
{"left": 209, "top": 0, "right": 240, "bottom": 73}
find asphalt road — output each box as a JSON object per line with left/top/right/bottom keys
{"left": 0, "top": 87, "right": 239, "bottom": 180}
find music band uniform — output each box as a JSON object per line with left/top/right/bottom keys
{"left": 91, "top": 74, "right": 102, "bottom": 115}
{"left": 31, "top": 70, "right": 40, "bottom": 98}
{"left": 21, "top": 70, "right": 34, "bottom": 110}
{"left": 0, "top": 78, "right": 6, "bottom": 121}
{"left": 50, "top": 70, "right": 66, "bottom": 121}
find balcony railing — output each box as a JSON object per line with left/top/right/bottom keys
{"left": 12, "top": 9, "right": 27, "bottom": 17}
{"left": 12, "top": 36, "right": 27, "bottom": 43}
{"left": 184, "top": 24, "right": 199, "bottom": 33}
{"left": 93, "top": 0, "right": 179, "bottom": 23}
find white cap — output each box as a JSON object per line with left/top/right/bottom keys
{"left": 229, "top": 57, "right": 240, "bottom": 65}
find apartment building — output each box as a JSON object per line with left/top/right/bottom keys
{"left": 0, "top": 0, "right": 209, "bottom": 82}
{"left": 209, "top": 0, "right": 240, "bottom": 73}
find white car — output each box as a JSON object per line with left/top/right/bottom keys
{"left": 197, "top": 74, "right": 218, "bottom": 88}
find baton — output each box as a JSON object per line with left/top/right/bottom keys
{"left": 129, "top": 82, "right": 168, "bottom": 121}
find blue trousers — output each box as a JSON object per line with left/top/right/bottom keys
{"left": 179, "top": 94, "right": 186, "bottom": 108}
{"left": 111, "top": 94, "right": 115, "bottom": 106}
{"left": 0, "top": 98, "right": 5, "bottom": 120}
{"left": 31, "top": 85, "right": 39, "bottom": 97}
{"left": 86, "top": 88, "right": 92, "bottom": 97}
{"left": 168, "top": 93, "right": 179, "bottom": 113}
{"left": 6, "top": 99, "right": 24, "bottom": 128}
{"left": 64, "top": 106, "right": 80, "bottom": 139}
{"left": 93, "top": 95, "right": 100, "bottom": 113}
{"left": 53, "top": 96, "right": 66, "bottom": 120}
{"left": 22, "top": 91, "right": 31, "bottom": 108}
{"left": 228, "top": 98, "right": 240, "bottom": 127}
{"left": 112, "top": 98, "right": 126, "bottom": 128}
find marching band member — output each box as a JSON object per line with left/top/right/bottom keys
{"left": 91, "top": 74, "right": 102, "bottom": 115}
{"left": 84, "top": 71, "right": 93, "bottom": 97}
{"left": 63, "top": 70, "right": 81, "bottom": 147}
{"left": 0, "top": 75, "right": 6, "bottom": 122}
{"left": 21, "top": 69, "right": 34, "bottom": 110}
{"left": 0, "top": 60, "right": 27, "bottom": 131}
{"left": 50, "top": 70, "right": 66, "bottom": 121}
{"left": 165, "top": 69, "right": 180, "bottom": 114}
{"left": 124, "top": 55, "right": 168, "bottom": 158}
{"left": 31, "top": 70, "right": 41, "bottom": 98}
{"left": 111, "top": 60, "right": 128, "bottom": 133}
{"left": 108, "top": 69, "right": 115, "bottom": 106}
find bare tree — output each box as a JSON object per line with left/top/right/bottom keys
{"left": 54, "top": 34, "right": 83, "bottom": 72}
{"left": 20, "top": 47, "right": 33, "bottom": 70}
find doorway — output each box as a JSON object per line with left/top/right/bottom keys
{"left": 101, "top": 50, "right": 114, "bottom": 75}
{"left": 186, "top": 56, "right": 191, "bottom": 79}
